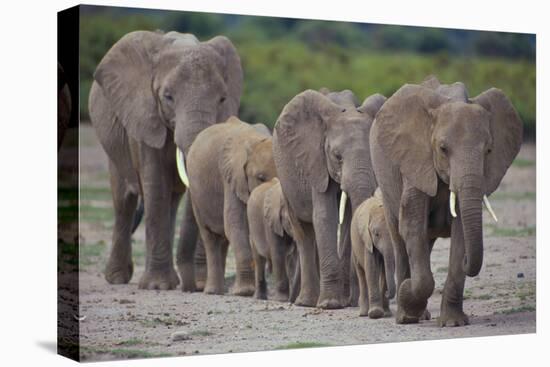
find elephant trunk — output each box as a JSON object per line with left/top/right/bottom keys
{"left": 458, "top": 181, "right": 484, "bottom": 277}
{"left": 174, "top": 109, "right": 217, "bottom": 155}
{"left": 382, "top": 243, "right": 396, "bottom": 299}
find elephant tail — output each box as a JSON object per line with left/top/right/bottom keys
{"left": 131, "top": 196, "right": 144, "bottom": 234}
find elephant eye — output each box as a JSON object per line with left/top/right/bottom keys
{"left": 334, "top": 152, "right": 343, "bottom": 163}
{"left": 163, "top": 92, "right": 174, "bottom": 102}
{"left": 439, "top": 144, "right": 448, "bottom": 154}
{"left": 257, "top": 173, "right": 266, "bottom": 182}
{"left": 487, "top": 148, "right": 492, "bottom": 154}
{"left": 219, "top": 96, "right": 226, "bottom": 104}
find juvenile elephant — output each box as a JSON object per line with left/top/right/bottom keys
{"left": 273, "top": 89, "right": 386, "bottom": 308}
{"left": 247, "top": 178, "right": 300, "bottom": 302}
{"left": 350, "top": 191, "right": 396, "bottom": 318}
{"left": 370, "top": 76, "right": 523, "bottom": 325}
{"left": 89, "top": 31, "right": 242, "bottom": 290}
{"left": 186, "top": 117, "right": 277, "bottom": 295}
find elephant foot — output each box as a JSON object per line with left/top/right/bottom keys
{"left": 195, "top": 280, "right": 205, "bottom": 292}
{"left": 395, "top": 307, "right": 420, "bottom": 324}
{"left": 384, "top": 308, "right": 393, "bottom": 317}
{"left": 359, "top": 307, "right": 369, "bottom": 317}
{"left": 272, "top": 291, "right": 289, "bottom": 303}
{"left": 396, "top": 279, "right": 429, "bottom": 321}
{"left": 294, "top": 291, "right": 318, "bottom": 307}
{"left": 203, "top": 281, "right": 224, "bottom": 295}
{"left": 138, "top": 267, "right": 179, "bottom": 290}
{"left": 177, "top": 262, "right": 196, "bottom": 293}
{"left": 195, "top": 265, "right": 207, "bottom": 292}
{"left": 438, "top": 301, "right": 469, "bottom": 327}
{"left": 231, "top": 283, "right": 255, "bottom": 297}
{"left": 317, "top": 297, "right": 344, "bottom": 309}
{"left": 254, "top": 289, "right": 267, "bottom": 300}
{"left": 368, "top": 306, "right": 384, "bottom": 319}
{"left": 422, "top": 309, "right": 431, "bottom": 320}
{"left": 346, "top": 295, "right": 359, "bottom": 307}
{"left": 105, "top": 259, "right": 133, "bottom": 285}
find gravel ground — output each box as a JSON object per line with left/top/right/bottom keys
{"left": 73, "top": 125, "right": 536, "bottom": 361}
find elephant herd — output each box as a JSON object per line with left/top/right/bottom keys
{"left": 89, "top": 31, "right": 523, "bottom": 327}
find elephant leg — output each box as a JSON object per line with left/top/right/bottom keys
{"left": 138, "top": 147, "right": 179, "bottom": 290}
{"left": 439, "top": 215, "right": 469, "bottom": 327}
{"left": 293, "top": 220, "right": 320, "bottom": 307}
{"left": 312, "top": 186, "right": 344, "bottom": 309}
{"left": 353, "top": 253, "right": 369, "bottom": 317}
{"left": 347, "top": 247, "right": 360, "bottom": 307}
{"left": 395, "top": 185, "right": 433, "bottom": 323}
{"left": 176, "top": 191, "right": 200, "bottom": 292}
{"left": 286, "top": 243, "right": 301, "bottom": 303}
{"left": 198, "top": 224, "right": 225, "bottom": 295}
{"left": 251, "top": 243, "right": 267, "bottom": 300}
{"left": 365, "top": 251, "right": 384, "bottom": 319}
{"left": 105, "top": 160, "right": 137, "bottom": 284}
{"left": 221, "top": 239, "right": 229, "bottom": 275}
{"left": 194, "top": 238, "right": 207, "bottom": 291}
{"left": 269, "top": 234, "right": 290, "bottom": 302}
{"left": 223, "top": 187, "right": 255, "bottom": 296}
{"left": 380, "top": 262, "right": 392, "bottom": 317}
{"left": 383, "top": 208, "right": 414, "bottom": 323}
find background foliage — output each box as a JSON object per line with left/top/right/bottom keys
{"left": 79, "top": 5, "right": 536, "bottom": 137}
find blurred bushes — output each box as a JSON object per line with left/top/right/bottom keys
{"left": 78, "top": 6, "right": 535, "bottom": 136}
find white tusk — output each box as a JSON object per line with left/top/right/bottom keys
{"left": 483, "top": 195, "right": 498, "bottom": 222}
{"left": 449, "top": 191, "right": 457, "bottom": 218}
{"left": 337, "top": 191, "right": 348, "bottom": 258}
{"left": 176, "top": 148, "right": 190, "bottom": 187}
{"left": 339, "top": 191, "right": 348, "bottom": 225}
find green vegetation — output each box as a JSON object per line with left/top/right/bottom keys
{"left": 486, "top": 225, "right": 536, "bottom": 237}
{"left": 275, "top": 341, "right": 332, "bottom": 350}
{"left": 496, "top": 305, "right": 536, "bottom": 315}
{"left": 82, "top": 346, "right": 172, "bottom": 359}
{"left": 512, "top": 158, "right": 536, "bottom": 167}
{"left": 491, "top": 191, "right": 535, "bottom": 201}
{"left": 78, "top": 6, "right": 535, "bottom": 136}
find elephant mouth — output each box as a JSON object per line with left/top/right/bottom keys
{"left": 448, "top": 191, "right": 498, "bottom": 222}
{"left": 176, "top": 148, "right": 190, "bottom": 187}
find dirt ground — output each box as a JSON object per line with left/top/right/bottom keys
{"left": 73, "top": 125, "right": 536, "bottom": 361}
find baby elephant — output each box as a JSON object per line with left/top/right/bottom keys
{"left": 247, "top": 178, "right": 300, "bottom": 302}
{"left": 351, "top": 193, "right": 396, "bottom": 318}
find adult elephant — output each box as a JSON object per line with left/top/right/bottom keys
{"left": 89, "top": 31, "right": 242, "bottom": 290}
{"left": 273, "top": 89, "right": 386, "bottom": 308}
{"left": 370, "top": 76, "right": 523, "bottom": 325}
{"left": 186, "top": 117, "right": 277, "bottom": 295}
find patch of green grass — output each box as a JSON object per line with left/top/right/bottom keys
{"left": 487, "top": 225, "right": 536, "bottom": 237}
{"left": 496, "top": 305, "right": 536, "bottom": 314}
{"left": 114, "top": 338, "right": 143, "bottom": 347}
{"left": 436, "top": 266, "right": 448, "bottom": 273}
{"left": 80, "top": 204, "right": 114, "bottom": 223}
{"left": 80, "top": 241, "right": 107, "bottom": 266}
{"left": 473, "top": 294, "right": 493, "bottom": 300}
{"left": 82, "top": 346, "right": 172, "bottom": 359}
{"left": 512, "top": 158, "right": 535, "bottom": 167}
{"left": 491, "top": 191, "right": 536, "bottom": 201}
{"left": 275, "top": 342, "right": 332, "bottom": 350}
{"left": 80, "top": 186, "right": 112, "bottom": 201}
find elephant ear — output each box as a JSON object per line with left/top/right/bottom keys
{"left": 206, "top": 36, "right": 243, "bottom": 122}
{"left": 93, "top": 31, "right": 166, "bottom": 149}
{"left": 274, "top": 90, "right": 341, "bottom": 192}
{"left": 264, "top": 179, "right": 284, "bottom": 237}
{"left": 471, "top": 88, "right": 523, "bottom": 194}
{"left": 358, "top": 200, "right": 375, "bottom": 253}
{"left": 220, "top": 119, "right": 259, "bottom": 202}
{"left": 374, "top": 84, "right": 448, "bottom": 196}
{"left": 357, "top": 93, "right": 386, "bottom": 118}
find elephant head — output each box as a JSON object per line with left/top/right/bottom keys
{"left": 358, "top": 194, "right": 396, "bottom": 299}
{"left": 93, "top": 30, "right": 242, "bottom": 159}
{"left": 274, "top": 89, "right": 386, "bottom": 219}
{"left": 220, "top": 118, "right": 277, "bottom": 202}
{"left": 373, "top": 76, "right": 523, "bottom": 277}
